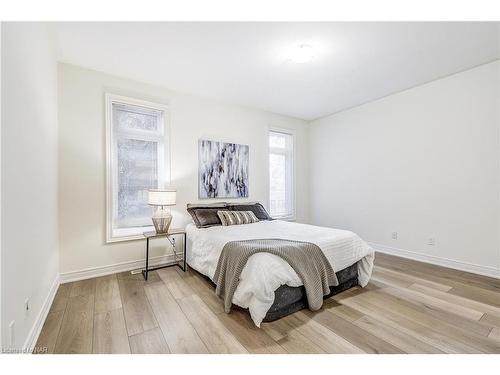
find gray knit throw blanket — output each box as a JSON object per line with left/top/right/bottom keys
{"left": 212, "top": 238, "right": 339, "bottom": 313}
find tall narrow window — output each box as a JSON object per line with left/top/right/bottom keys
{"left": 269, "top": 129, "right": 294, "bottom": 219}
{"left": 106, "top": 94, "right": 169, "bottom": 242}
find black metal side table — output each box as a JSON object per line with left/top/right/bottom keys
{"left": 142, "top": 228, "right": 187, "bottom": 280}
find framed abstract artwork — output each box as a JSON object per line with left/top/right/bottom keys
{"left": 198, "top": 139, "right": 249, "bottom": 198}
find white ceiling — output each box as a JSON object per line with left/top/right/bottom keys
{"left": 53, "top": 22, "right": 499, "bottom": 121}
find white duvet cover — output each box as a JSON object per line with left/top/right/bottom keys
{"left": 186, "top": 220, "right": 374, "bottom": 326}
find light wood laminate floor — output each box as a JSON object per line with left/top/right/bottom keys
{"left": 35, "top": 253, "right": 500, "bottom": 354}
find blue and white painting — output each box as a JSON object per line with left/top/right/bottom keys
{"left": 199, "top": 139, "right": 249, "bottom": 198}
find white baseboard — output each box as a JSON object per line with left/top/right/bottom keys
{"left": 369, "top": 242, "right": 500, "bottom": 279}
{"left": 59, "top": 254, "right": 178, "bottom": 283}
{"left": 24, "top": 274, "right": 60, "bottom": 352}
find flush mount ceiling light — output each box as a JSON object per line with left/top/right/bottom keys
{"left": 287, "top": 43, "right": 315, "bottom": 64}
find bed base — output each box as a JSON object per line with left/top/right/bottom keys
{"left": 263, "top": 262, "right": 359, "bottom": 322}
{"left": 191, "top": 261, "right": 359, "bottom": 322}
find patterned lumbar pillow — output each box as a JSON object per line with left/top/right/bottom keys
{"left": 217, "top": 210, "right": 259, "bottom": 226}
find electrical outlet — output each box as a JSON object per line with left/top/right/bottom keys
{"left": 428, "top": 238, "right": 435, "bottom": 246}
{"left": 24, "top": 298, "right": 30, "bottom": 312}
{"left": 9, "top": 321, "right": 15, "bottom": 347}
{"left": 391, "top": 232, "right": 398, "bottom": 240}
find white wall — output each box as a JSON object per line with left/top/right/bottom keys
{"left": 0, "top": 22, "right": 3, "bottom": 349}
{"left": 58, "top": 64, "right": 309, "bottom": 276}
{"left": 309, "top": 61, "right": 500, "bottom": 277}
{"left": 1, "top": 23, "right": 59, "bottom": 349}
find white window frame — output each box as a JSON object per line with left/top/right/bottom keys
{"left": 105, "top": 93, "right": 170, "bottom": 243}
{"left": 268, "top": 127, "right": 296, "bottom": 221}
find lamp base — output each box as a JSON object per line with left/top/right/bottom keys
{"left": 152, "top": 207, "right": 172, "bottom": 234}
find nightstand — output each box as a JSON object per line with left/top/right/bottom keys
{"left": 142, "top": 228, "right": 186, "bottom": 280}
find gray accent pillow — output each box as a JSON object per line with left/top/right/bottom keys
{"left": 217, "top": 210, "right": 259, "bottom": 226}
{"left": 187, "top": 203, "right": 228, "bottom": 228}
{"left": 228, "top": 202, "right": 272, "bottom": 221}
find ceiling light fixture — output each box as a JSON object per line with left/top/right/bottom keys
{"left": 288, "top": 43, "right": 315, "bottom": 64}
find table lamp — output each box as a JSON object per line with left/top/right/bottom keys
{"left": 148, "top": 189, "right": 176, "bottom": 234}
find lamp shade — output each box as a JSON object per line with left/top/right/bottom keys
{"left": 148, "top": 189, "right": 176, "bottom": 206}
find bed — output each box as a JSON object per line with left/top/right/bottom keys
{"left": 185, "top": 203, "right": 375, "bottom": 327}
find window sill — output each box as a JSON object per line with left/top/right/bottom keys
{"left": 271, "top": 215, "right": 296, "bottom": 222}
{"left": 106, "top": 225, "right": 155, "bottom": 243}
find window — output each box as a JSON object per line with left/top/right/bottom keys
{"left": 106, "top": 94, "right": 169, "bottom": 242}
{"left": 269, "top": 129, "right": 294, "bottom": 219}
